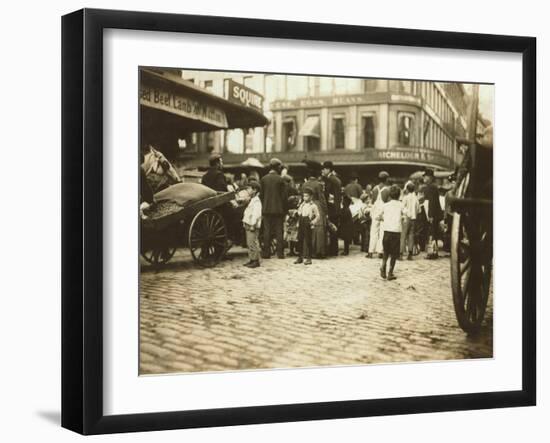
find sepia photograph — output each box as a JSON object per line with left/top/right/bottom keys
{"left": 138, "top": 67, "right": 494, "bottom": 375}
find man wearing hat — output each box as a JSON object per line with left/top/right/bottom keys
{"left": 201, "top": 153, "right": 228, "bottom": 192}
{"left": 367, "top": 171, "right": 391, "bottom": 258}
{"left": 321, "top": 161, "right": 342, "bottom": 256}
{"left": 260, "top": 158, "right": 288, "bottom": 259}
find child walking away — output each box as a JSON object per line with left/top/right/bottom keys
{"left": 377, "top": 185, "right": 404, "bottom": 280}
{"left": 294, "top": 188, "right": 321, "bottom": 265}
{"left": 242, "top": 182, "right": 262, "bottom": 268}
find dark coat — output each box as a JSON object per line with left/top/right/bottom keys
{"left": 324, "top": 173, "right": 342, "bottom": 218}
{"left": 423, "top": 182, "right": 443, "bottom": 221}
{"left": 338, "top": 206, "right": 354, "bottom": 242}
{"left": 260, "top": 171, "right": 287, "bottom": 215}
{"left": 201, "top": 167, "right": 227, "bottom": 192}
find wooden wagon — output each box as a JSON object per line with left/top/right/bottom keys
{"left": 140, "top": 191, "right": 236, "bottom": 267}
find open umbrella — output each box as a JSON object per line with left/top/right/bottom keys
{"left": 240, "top": 157, "right": 264, "bottom": 168}
{"left": 410, "top": 169, "right": 454, "bottom": 180}
{"left": 409, "top": 170, "right": 425, "bottom": 180}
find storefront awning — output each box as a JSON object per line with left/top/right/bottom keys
{"left": 299, "top": 116, "right": 321, "bottom": 138}
{"left": 140, "top": 69, "right": 269, "bottom": 135}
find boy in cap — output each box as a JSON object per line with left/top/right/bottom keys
{"left": 242, "top": 181, "right": 262, "bottom": 268}
{"left": 377, "top": 185, "right": 404, "bottom": 280}
{"left": 294, "top": 188, "right": 321, "bottom": 265}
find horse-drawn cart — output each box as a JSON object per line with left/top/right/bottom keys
{"left": 140, "top": 190, "right": 236, "bottom": 268}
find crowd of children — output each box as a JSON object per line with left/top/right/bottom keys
{"left": 236, "top": 165, "right": 453, "bottom": 280}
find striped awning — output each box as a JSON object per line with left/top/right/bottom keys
{"left": 299, "top": 116, "right": 321, "bottom": 138}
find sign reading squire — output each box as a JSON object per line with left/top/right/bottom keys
{"left": 227, "top": 79, "right": 264, "bottom": 111}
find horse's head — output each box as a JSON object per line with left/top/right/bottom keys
{"left": 142, "top": 146, "right": 181, "bottom": 191}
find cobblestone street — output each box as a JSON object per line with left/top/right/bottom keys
{"left": 139, "top": 245, "right": 493, "bottom": 375}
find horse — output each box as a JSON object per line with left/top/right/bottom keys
{"left": 141, "top": 145, "right": 181, "bottom": 193}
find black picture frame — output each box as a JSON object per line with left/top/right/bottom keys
{"left": 62, "top": 8, "right": 536, "bottom": 435}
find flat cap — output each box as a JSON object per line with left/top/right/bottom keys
{"left": 322, "top": 161, "right": 334, "bottom": 170}
{"left": 269, "top": 157, "right": 282, "bottom": 167}
{"left": 378, "top": 171, "right": 390, "bottom": 179}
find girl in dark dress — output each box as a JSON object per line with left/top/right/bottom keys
{"left": 339, "top": 195, "right": 354, "bottom": 255}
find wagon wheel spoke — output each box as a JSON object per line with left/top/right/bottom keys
{"left": 460, "top": 257, "right": 471, "bottom": 276}
{"left": 190, "top": 225, "right": 206, "bottom": 239}
{"left": 207, "top": 213, "right": 216, "bottom": 232}
{"left": 189, "top": 233, "right": 205, "bottom": 246}
{"left": 465, "top": 260, "right": 483, "bottom": 320}
{"left": 461, "top": 266, "right": 471, "bottom": 301}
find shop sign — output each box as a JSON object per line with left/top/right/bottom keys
{"left": 228, "top": 80, "right": 264, "bottom": 111}
{"left": 140, "top": 86, "right": 228, "bottom": 128}
{"left": 271, "top": 92, "right": 421, "bottom": 110}
{"left": 366, "top": 149, "right": 451, "bottom": 167}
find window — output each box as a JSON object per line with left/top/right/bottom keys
{"left": 362, "top": 116, "right": 375, "bottom": 148}
{"left": 398, "top": 114, "right": 415, "bottom": 146}
{"left": 423, "top": 117, "right": 431, "bottom": 147}
{"left": 203, "top": 80, "right": 213, "bottom": 91}
{"left": 282, "top": 117, "right": 297, "bottom": 151}
{"left": 364, "top": 79, "right": 377, "bottom": 92}
{"left": 332, "top": 117, "right": 346, "bottom": 149}
{"left": 305, "top": 135, "right": 320, "bottom": 152}
{"left": 300, "top": 115, "right": 321, "bottom": 152}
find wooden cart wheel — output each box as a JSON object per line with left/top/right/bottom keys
{"left": 450, "top": 173, "right": 492, "bottom": 334}
{"left": 140, "top": 246, "right": 177, "bottom": 266}
{"left": 188, "top": 209, "right": 227, "bottom": 268}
